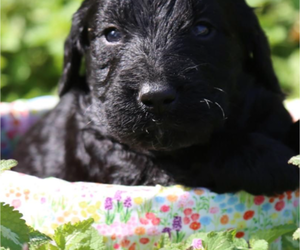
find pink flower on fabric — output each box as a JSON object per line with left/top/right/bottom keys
{"left": 184, "top": 208, "right": 193, "bottom": 216}
{"left": 145, "top": 212, "right": 156, "bottom": 220}
{"left": 254, "top": 196, "right": 265, "bottom": 205}
{"left": 183, "top": 217, "right": 190, "bottom": 225}
{"left": 12, "top": 199, "right": 21, "bottom": 209}
{"left": 180, "top": 192, "right": 190, "bottom": 199}
{"left": 178, "top": 194, "right": 194, "bottom": 208}
{"left": 40, "top": 197, "right": 46, "bottom": 204}
{"left": 160, "top": 205, "right": 170, "bottom": 212}
{"left": 209, "top": 207, "right": 219, "bottom": 214}
{"left": 139, "top": 218, "right": 149, "bottom": 225}
{"left": 191, "top": 213, "right": 200, "bottom": 221}
{"left": 293, "top": 199, "right": 299, "bottom": 207}
{"left": 147, "top": 227, "right": 160, "bottom": 236}
{"left": 114, "top": 190, "right": 123, "bottom": 201}
{"left": 192, "top": 238, "right": 203, "bottom": 249}
{"left": 188, "top": 200, "right": 195, "bottom": 206}
{"left": 151, "top": 217, "right": 160, "bottom": 226}
{"left": 275, "top": 201, "right": 285, "bottom": 211}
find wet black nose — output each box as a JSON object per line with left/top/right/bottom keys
{"left": 138, "top": 84, "right": 177, "bottom": 113}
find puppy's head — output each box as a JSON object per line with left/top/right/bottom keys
{"left": 59, "top": 0, "right": 282, "bottom": 151}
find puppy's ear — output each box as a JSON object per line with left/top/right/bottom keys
{"left": 234, "top": 1, "right": 283, "bottom": 96}
{"left": 58, "top": 0, "right": 93, "bottom": 97}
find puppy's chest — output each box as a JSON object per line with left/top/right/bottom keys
{"left": 85, "top": 139, "right": 210, "bottom": 186}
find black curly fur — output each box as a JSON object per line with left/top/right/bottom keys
{"left": 14, "top": 0, "right": 299, "bottom": 195}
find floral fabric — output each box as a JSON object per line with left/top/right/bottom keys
{"left": 0, "top": 96, "right": 58, "bottom": 158}
{"left": 0, "top": 171, "right": 299, "bottom": 250}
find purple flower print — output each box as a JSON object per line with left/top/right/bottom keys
{"left": 119, "top": 197, "right": 132, "bottom": 223}
{"left": 162, "top": 227, "right": 171, "bottom": 233}
{"left": 105, "top": 197, "right": 113, "bottom": 210}
{"left": 162, "top": 227, "right": 172, "bottom": 238}
{"left": 172, "top": 216, "right": 182, "bottom": 231}
{"left": 105, "top": 198, "right": 116, "bottom": 225}
{"left": 114, "top": 190, "right": 122, "bottom": 201}
{"left": 124, "top": 197, "right": 132, "bottom": 208}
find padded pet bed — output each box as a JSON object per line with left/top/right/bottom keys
{"left": 1, "top": 96, "right": 299, "bottom": 250}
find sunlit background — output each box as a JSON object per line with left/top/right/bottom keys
{"left": 1, "top": 0, "right": 299, "bottom": 102}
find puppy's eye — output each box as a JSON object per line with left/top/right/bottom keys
{"left": 104, "top": 28, "right": 122, "bottom": 43}
{"left": 192, "top": 24, "right": 210, "bottom": 37}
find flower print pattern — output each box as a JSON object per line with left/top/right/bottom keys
{"left": 194, "top": 189, "right": 205, "bottom": 196}
{"left": 189, "top": 222, "right": 201, "bottom": 230}
{"left": 162, "top": 227, "right": 172, "bottom": 238}
{"left": 172, "top": 216, "right": 182, "bottom": 231}
{"left": 145, "top": 213, "right": 156, "bottom": 220}
{"left": 243, "top": 210, "right": 255, "bottom": 220}
{"left": 114, "top": 190, "right": 123, "bottom": 202}
{"left": 214, "top": 194, "right": 226, "bottom": 203}
{"left": 154, "top": 196, "right": 165, "bottom": 203}
{"left": 124, "top": 197, "right": 132, "bottom": 208}
{"left": 183, "top": 208, "right": 193, "bottom": 216}
{"left": 254, "top": 196, "right": 265, "bottom": 205}
{"left": 139, "top": 238, "right": 149, "bottom": 244}
{"left": 1, "top": 170, "right": 299, "bottom": 250}
{"left": 283, "top": 209, "right": 292, "bottom": 217}
{"left": 105, "top": 197, "right": 113, "bottom": 210}
{"left": 236, "top": 232, "right": 245, "bottom": 238}
{"left": 226, "top": 208, "right": 233, "bottom": 213}
{"left": 209, "top": 207, "right": 219, "bottom": 214}
{"left": 133, "top": 197, "right": 143, "bottom": 205}
{"left": 177, "top": 193, "right": 194, "bottom": 208}
{"left": 220, "top": 203, "right": 226, "bottom": 209}
{"left": 235, "top": 203, "right": 245, "bottom": 212}
{"left": 293, "top": 199, "right": 299, "bottom": 207}
{"left": 191, "top": 213, "right": 200, "bottom": 221}
{"left": 262, "top": 203, "right": 272, "bottom": 212}
{"left": 220, "top": 215, "right": 229, "bottom": 225}
{"left": 192, "top": 238, "right": 203, "bottom": 250}
{"left": 275, "top": 201, "right": 285, "bottom": 211}
{"left": 167, "top": 194, "right": 178, "bottom": 203}
{"left": 227, "top": 196, "right": 238, "bottom": 205}
{"left": 183, "top": 217, "right": 190, "bottom": 225}
{"left": 147, "top": 227, "right": 160, "bottom": 236}
{"left": 134, "top": 227, "right": 146, "bottom": 236}
{"left": 199, "top": 216, "right": 212, "bottom": 226}
{"left": 160, "top": 205, "right": 170, "bottom": 212}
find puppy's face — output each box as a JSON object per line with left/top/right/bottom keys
{"left": 84, "top": 0, "right": 244, "bottom": 151}
{"left": 61, "top": 0, "right": 279, "bottom": 151}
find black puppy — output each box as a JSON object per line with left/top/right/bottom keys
{"left": 14, "top": 0, "right": 299, "bottom": 195}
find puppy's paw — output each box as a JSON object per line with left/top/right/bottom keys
{"left": 242, "top": 162, "right": 299, "bottom": 196}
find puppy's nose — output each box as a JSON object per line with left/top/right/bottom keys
{"left": 138, "top": 84, "right": 177, "bottom": 113}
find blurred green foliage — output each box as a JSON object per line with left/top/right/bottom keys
{"left": 1, "top": 0, "right": 299, "bottom": 102}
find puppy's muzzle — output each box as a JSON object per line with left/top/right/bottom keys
{"left": 138, "top": 83, "right": 177, "bottom": 114}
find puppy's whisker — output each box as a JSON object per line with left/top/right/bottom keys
{"left": 180, "top": 65, "right": 199, "bottom": 73}
{"left": 214, "top": 102, "right": 227, "bottom": 120}
{"left": 179, "top": 63, "right": 208, "bottom": 75}
{"left": 200, "top": 98, "right": 213, "bottom": 109}
{"left": 213, "top": 87, "right": 226, "bottom": 94}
